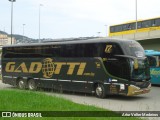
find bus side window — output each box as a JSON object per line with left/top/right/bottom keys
{"left": 84, "top": 43, "right": 96, "bottom": 57}
{"left": 74, "top": 44, "right": 85, "bottom": 57}
{"left": 103, "top": 43, "right": 129, "bottom": 80}
{"left": 147, "top": 56, "right": 157, "bottom": 67}
{"left": 63, "top": 45, "right": 73, "bottom": 57}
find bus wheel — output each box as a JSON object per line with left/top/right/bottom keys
{"left": 28, "top": 79, "right": 37, "bottom": 90}
{"left": 17, "top": 79, "right": 26, "bottom": 89}
{"left": 95, "top": 84, "right": 106, "bottom": 98}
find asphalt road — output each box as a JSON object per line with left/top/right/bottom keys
{"left": 46, "top": 86, "right": 160, "bottom": 111}
{"left": 0, "top": 80, "right": 160, "bottom": 111}
{"left": 0, "top": 80, "right": 160, "bottom": 119}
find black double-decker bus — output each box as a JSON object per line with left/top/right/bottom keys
{"left": 1, "top": 38, "right": 151, "bottom": 98}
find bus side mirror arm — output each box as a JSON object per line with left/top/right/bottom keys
{"left": 155, "top": 56, "right": 159, "bottom": 67}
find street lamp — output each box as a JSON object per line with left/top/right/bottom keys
{"left": 39, "top": 4, "right": 43, "bottom": 43}
{"left": 135, "top": 0, "right": 138, "bottom": 32}
{"left": 105, "top": 25, "right": 108, "bottom": 37}
{"left": 23, "top": 24, "right": 25, "bottom": 41}
{"left": 9, "top": 0, "right": 16, "bottom": 45}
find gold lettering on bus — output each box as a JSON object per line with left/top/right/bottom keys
{"left": 105, "top": 45, "right": 112, "bottom": 53}
{"left": 54, "top": 62, "right": 66, "bottom": 74}
{"left": 29, "top": 62, "right": 42, "bottom": 73}
{"left": 14, "top": 62, "right": 28, "bottom": 73}
{"left": 5, "top": 58, "right": 88, "bottom": 78}
{"left": 5, "top": 62, "right": 15, "bottom": 72}
{"left": 67, "top": 63, "right": 80, "bottom": 75}
{"left": 77, "top": 63, "right": 86, "bottom": 75}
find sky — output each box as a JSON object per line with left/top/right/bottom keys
{"left": 0, "top": 0, "right": 160, "bottom": 39}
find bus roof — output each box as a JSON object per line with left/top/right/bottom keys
{"left": 2, "top": 37, "right": 136, "bottom": 48}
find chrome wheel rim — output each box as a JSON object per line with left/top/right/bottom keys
{"left": 96, "top": 86, "right": 102, "bottom": 96}
{"left": 19, "top": 80, "right": 25, "bottom": 89}
{"left": 28, "top": 80, "right": 35, "bottom": 90}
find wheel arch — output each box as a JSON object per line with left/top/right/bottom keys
{"left": 93, "top": 82, "right": 106, "bottom": 98}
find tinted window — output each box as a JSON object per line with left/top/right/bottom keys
{"left": 155, "top": 18, "right": 160, "bottom": 26}
{"left": 122, "top": 23, "right": 135, "bottom": 31}
{"left": 3, "top": 46, "right": 54, "bottom": 58}
{"left": 115, "top": 25, "right": 122, "bottom": 32}
{"left": 147, "top": 56, "right": 158, "bottom": 67}
{"left": 151, "top": 19, "right": 156, "bottom": 26}
{"left": 110, "top": 26, "right": 115, "bottom": 33}
{"left": 122, "top": 24, "right": 128, "bottom": 31}
{"left": 122, "top": 41, "right": 145, "bottom": 58}
{"left": 103, "top": 43, "right": 130, "bottom": 79}
{"left": 62, "top": 45, "right": 75, "bottom": 57}
{"left": 141, "top": 20, "right": 151, "bottom": 28}
{"left": 137, "top": 22, "right": 142, "bottom": 29}
{"left": 83, "top": 43, "right": 103, "bottom": 57}
{"left": 130, "top": 23, "right": 136, "bottom": 30}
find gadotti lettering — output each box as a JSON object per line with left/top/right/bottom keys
{"left": 5, "top": 58, "right": 86, "bottom": 78}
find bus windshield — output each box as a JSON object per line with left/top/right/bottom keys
{"left": 122, "top": 41, "right": 145, "bottom": 58}
{"left": 122, "top": 41, "right": 150, "bottom": 81}
{"left": 145, "top": 50, "right": 160, "bottom": 85}
{"left": 131, "top": 59, "right": 150, "bottom": 81}
{"left": 119, "top": 41, "right": 150, "bottom": 81}
{"left": 103, "top": 40, "right": 150, "bottom": 82}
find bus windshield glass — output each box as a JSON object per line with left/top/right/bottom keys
{"left": 102, "top": 41, "right": 150, "bottom": 81}
{"left": 122, "top": 41, "right": 150, "bottom": 81}
{"left": 122, "top": 41, "right": 145, "bottom": 58}
{"left": 131, "top": 59, "right": 150, "bottom": 81}
{"left": 145, "top": 50, "right": 160, "bottom": 85}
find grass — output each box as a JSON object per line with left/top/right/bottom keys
{"left": 0, "top": 89, "right": 142, "bottom": 120}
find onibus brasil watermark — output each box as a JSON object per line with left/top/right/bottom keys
{"left": 1, "top": 112, "right": 42, "bottom": 118}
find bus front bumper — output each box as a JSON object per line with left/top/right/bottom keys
{"left": 127, "top": 83, "right": 151, "bottom": 96}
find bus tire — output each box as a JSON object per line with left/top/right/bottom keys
{"left": 28, "top": 79, "right": 37, "bottom": 90}
{"left": 17, "top": 78, "right": 26, "bottom": 90}
{"left": 95, "top": 84, "right": 106, "bottom": 98}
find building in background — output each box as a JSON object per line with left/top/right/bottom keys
{"left": 108, "top": 17, "right": 160, "bottom": 51}
{"left": 0, "top": 31, "right": 16, "bottom": 46}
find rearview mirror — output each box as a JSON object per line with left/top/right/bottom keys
{"left": 155, "top": 56, "right": 159, "bottom": 67}
{"left": 147, "top": 56, "right": 159, "bottom": 67}
{"left": 134, "top": 59, "right": 139, "bottom": 69}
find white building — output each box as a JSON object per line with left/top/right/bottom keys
{"left": 0, "top": 33, "right": 16, "bottom": 46}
